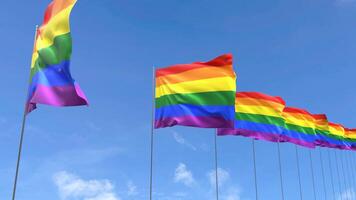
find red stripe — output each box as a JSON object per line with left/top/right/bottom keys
{"left": 156, "top": 54, "right": 232, "bottom": 77}
{"left": 43, "top": 1, "right": 55, "bottom": 25}
{"left": 283, "top": 107, "right": 313, "bottom": 116}
{"left": 236, "top": 92, "right": 285, "bottom": 105}
{"left": 312, "top": 114, "right": 327, "bottom": 120}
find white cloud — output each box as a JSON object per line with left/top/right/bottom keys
{"left": 53, "top": 171, "right": 120, "bottom": 200}
{"left": 127, "top": 181, "right": 138, "bottom": 196}
{"left": 338, "top": 188, "right": 355, "bottom": 200}
{"left": 208, "top": 168, "right": 230, "bottom": 187}
{"left": 224, "top": 187, "right": 242, "bottom": 200}
{"left": 172, "top": 131, "right": 197, "bottom": 151}
{"left": 174, "top": 163, "right": 195, "bottom": 187}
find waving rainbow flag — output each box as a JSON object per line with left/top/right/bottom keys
{"left": 345, "top": 129, "right": 356, "bottom": 150}
{"left": 27, "top": 0, "right": 88, "bottom": 112}
{"left": 217, "top": 92, "right": 286, "bottom": 142}
{"left": 281, "top": 107, "right": 316, "bottom": 148}
{"left": 155, "top": 54, "right": 236, "bottom": 128}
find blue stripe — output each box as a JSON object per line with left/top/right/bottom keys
{"left": 235, "top": 120, "right": 284, "bottom": 135}
{"left": 28, "top": 61, "right": 75, "bottom": 99}
{"left": 155, "top": 104, "right": 235, "bottom": 120}
{"left": 235, "top": 120, "right": 317, "bottom": 143}
{"left": 318, "top": 134, "right": 353, "bottom": 147}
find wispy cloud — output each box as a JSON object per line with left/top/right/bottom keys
{"left": 207, "top": 168, "right": 230, "bottom": 187}
{"left": 53, "top": 171, "right": 120, "bottom": 200}
{"left": 224, "top": 187, "right": 242, "bottom": 200}
{"left": 174, "top": 163, "right": 196, "bottom": 187}
{"left": 172, "top": 131, "right": 197, "bottom": 151}
{"left": 338, "top": 188, "right": 355, "bottom": 200}
{"left": 127, "top": 181, "right": 138, "bottom": 196}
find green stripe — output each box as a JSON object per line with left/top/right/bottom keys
{"left": 30, "top": 33, "right": 72, "bottom": 78}
{"left": 235, "top": 112, "right": 285, "bottom": 127}
{"left": 155, "top": 91, "right": 235, "bottom": 108}
{"left": 285, "top": 123, "right": 315, "bottom": 135}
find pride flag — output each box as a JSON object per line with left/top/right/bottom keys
{"left": 27, "top": 0, "right": 88, "bottom": 112}
{"left": 155, "top": 54, "right": 236, "bottom": 128}
{"left": 328, "top": 123, "right": 351, "bottom": 150}
{"left": 282, "top": 107, "right": 316, "bottom": 148}
{"left": 217, "top": 92, "right": 286, "bottom": 142}
{"left": 345, "top": 129, "right": 356, "bottom": 150}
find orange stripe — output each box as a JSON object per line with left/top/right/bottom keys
{"left": 236, "top": 92, "right": 285, "bottom": 105}
{"left": 156, "top": 65, "right": 235, "bottom": 87}
{"left": 43, "top": 0, "right": 76, "bottom": 25}
{"left": 236, "top": 97, "right": 285, "bottom": 111}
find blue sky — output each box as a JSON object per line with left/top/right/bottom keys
{"left": 0, "top": 0, "right": 356, "bottom": 199}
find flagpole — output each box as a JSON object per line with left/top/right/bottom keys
{"left": 295, "top": 145, "right": 303, "bottom": 200}
{"left": 11, "top": 25, "right": 38, "bottom": 200}
{"left": 334, "top": 150, "right": 342, "bottom": 196}
{"left": 277, "top": 142, "right": 285, "bottom": 200}
{"left": 327, "top": 149, "right": 336, "bottom": 200}
{"left": 318, "top": 148, "right": 327, "bottom": 200}
{"left": 308, "top": 150, "right": 317, "bottom": 200}
{"left": 251, "top": 139, "right": 259, "bottom": 200}
{"left": 214, "top": 130, "right": 219, "bottom": 200}
{"left": 149, "top": 66, "right": 156, "bottom": 200}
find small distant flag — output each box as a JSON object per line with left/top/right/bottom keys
{"left": 282, "top": 107, "right": 317, "bottom": 148}
{"left": 218, "top": 92, "right": 287, "bottom": 142}
{"left": 154, "top": 54, "right": 236, "bottom": 129}
{"left": 27, "top": 0, "right": 88, "bottom": 113}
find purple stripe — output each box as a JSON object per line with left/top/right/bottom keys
{"left": 218, "top": 128, "right": 315, "bottom": 148}
{"left": 155, "top": 116, "right": 234, "bottom": 129}
{"left": 27, "top": 83, "right": 88, "bottom": 113}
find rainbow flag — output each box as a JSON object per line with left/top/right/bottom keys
{"left": 282, "top": 107, "right": 316, "bottom": 148}
{"left": 27, "top": 0, "right": 88, "bottom": 112}
{"left": 345, "top": 129, "right": 356, "bottom": 150}
{"left": 155, "top": 54, "right": 236, "bottom": 128}
{"left": 313, "top": 114, "right": 331, "bottom": 147}
{"left": 327, "top": 123, "right": 352, "bottom": 150}
{"left": 217, "top": 92, "right": 287, "bottom": 142}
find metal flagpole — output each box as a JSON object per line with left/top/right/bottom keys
{"left": 252, "top": 139, "right": 259, "bottom": 200}
{"left": 149, "top": 66, "right": 156, "bottom": 200}
{"left": 339, "top": 151, "right": 348, "bottom": 196}
{"left": 11, "top": 25, "right": 38, "bottom": 200}
{"left": 319, "top": 148, "right": 327, "bottom": 200}
{"left": 334, "top": 150, "right": 343, "bottom": 197}
{"left": 295, "top": 145, "right": 303, "bottom": 200}
{"left": 339, "top": 151, "right": 350, "bottom": 198}
{"left": 214, "top": 130, "right": 219, "bottom": 200}
{"left": 327, "top": 149, "right": 336, "bottom": 200}
{"left": 308, "top": 150, "right": 317, "bottom": 200}
{"left": 347, "top": 152, "right": 356, "bottom": 190}
{"left": 277, "top": 142, "right": 285, "bottom": 200}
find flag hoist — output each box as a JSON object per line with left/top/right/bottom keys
{"left": 152, "top": 54, "right": 237, "bottom": 200}
{"left": 12, "top": 1, "right": 88, "bottom": 200}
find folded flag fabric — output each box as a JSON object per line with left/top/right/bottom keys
{"left": 282, "top": 107, "right": 317, "bottom": 148}
{"left": 27, "top": 0, "right": 88, "bottom": 113}
{"left": 345, "top": 129, "right": 356, "bottom": 150}
{"left": 155, "top": 54, "right": 236, "bottom": 129}
{"left": 328, "top": 123, "right": 351, "bottom": 150}
{"left": 217, "top": 92, "right": 286, "bottom": 142}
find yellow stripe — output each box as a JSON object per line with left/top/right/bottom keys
{"left": 155, "top": 76, "right": 236, "bottom": 98}
{"left": 235, "top": 105, "right": 281, "bottom": 117}
{"left": 236, "top": 98, "right": 285, "bottom": 111}
{"left": 31, "top": 5, "right": 74, "bottom": 68}
{"left": 329, "top": 126, "right": 344, "bottom": 137}
{"left": 283, "top": 113, "right": 315, "bottom": 128}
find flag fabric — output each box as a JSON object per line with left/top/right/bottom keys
{"left": 217, "top": 92, "right": 286, "bottom": 142}
{"left": 328, "top": 123, "right": 351, "bottom": 150}
{"left": 155, "top": 54, "right": 236, "bottom": 129}
{"left": 345, "top": 129, "right": 356, "bottom": 150}
{"left": 281, "top": 107, "right": 317, "bottom": 148}
{"left": 27, "top": 0, "right": 88, "bottom": 113}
